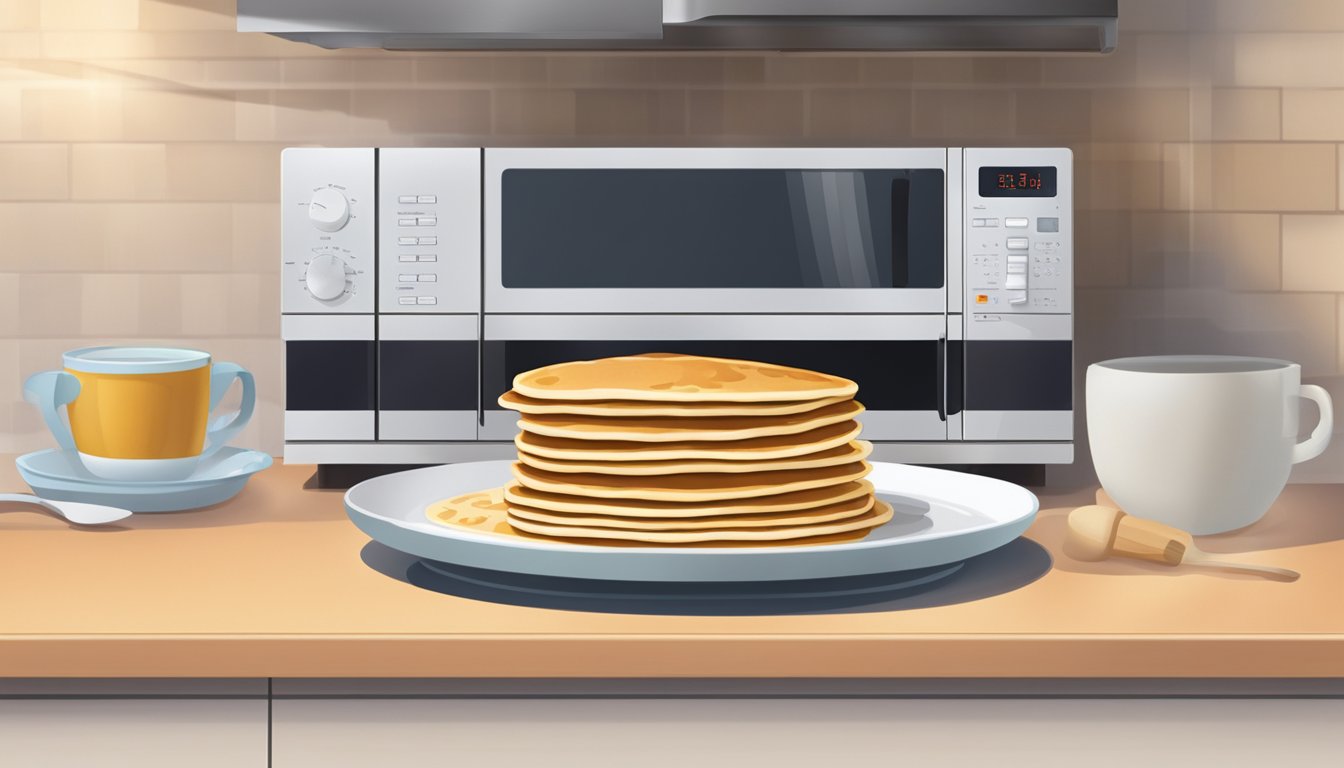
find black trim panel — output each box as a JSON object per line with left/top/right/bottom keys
{"left": 964, "top": 340, "right": 1072, "bottom": 411}
{"left": 285, "top": 341, "right": 375, "bottom": 411}
{"left": 378, "top": 340, "right": 478, "bottom": 411}
{"left": 483, "top": 340, "right": 940, "bottom": 412}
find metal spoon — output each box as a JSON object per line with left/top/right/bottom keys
{"left": 0, "top": 493, "right": 133, "bottom": 526}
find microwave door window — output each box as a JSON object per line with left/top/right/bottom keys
{"left": 500, "top": 169, "right": 943, "bottom": 289}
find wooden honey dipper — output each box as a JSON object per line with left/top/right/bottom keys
{"left": 1066, "top": 505, "right": 1300, "bottom": 582}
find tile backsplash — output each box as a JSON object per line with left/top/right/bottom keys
{"left": 2, "top": 0, "right": 1343, "bottom": 483}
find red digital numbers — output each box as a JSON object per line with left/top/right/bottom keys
{"left": 997, "top": 172, "right": 1043, "bottom": 190}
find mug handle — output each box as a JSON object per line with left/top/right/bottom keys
{"left": 22, "top": 371, "right": 82, "bottom": 454}
{"left": 1292, "top": 384, "right": 1334, "bottom": 464}
{"left": 201, "top": 362, "right": 256, "bottom": 459}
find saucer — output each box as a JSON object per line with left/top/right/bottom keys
{"left": 15, "top": 447, "right": 273, "bottom": 513}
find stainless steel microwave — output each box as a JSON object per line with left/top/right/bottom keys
{"left": 280, "top": 147, "right": 1073, "bottom": 475}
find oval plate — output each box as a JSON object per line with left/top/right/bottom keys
{"left": 344, "top": 460, "right": 1039, "bottom": 583}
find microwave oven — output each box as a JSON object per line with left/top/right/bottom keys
{"left": 280, "top": 147, "right": 1073, "bottom": 481}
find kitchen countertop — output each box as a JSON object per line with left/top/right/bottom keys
{"left": 1, "top": 458, "right": 1342, "bottom": 679}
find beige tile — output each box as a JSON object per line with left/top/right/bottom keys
{"left": 232, "top": 204, "right": 280, "bottom": 274}
{"left": 0, "top": 3, "right": 39, "bottom": 30}
{"left": 418, "top": 56, "right": 546, "bottom": 84}
{"left": 270, "top": 90, "right": 351, "bottom": 142}
{"left": 493, "top": 89, "right": 576, "bottom": 135}
{"left": 1129, "top": 212, "right": 1191, "bottom": 287}
{"left": 0, "top": 274, "right": 18, "bottom": 338}
{"left": 70, "top": 143, "right": 168, "bottom": 200}
{"left": 574, "top": 90, "right": 685, "bottom": 136}
{"left": 0, "top": 144, "right": 68, "bottom": 200}
{"left": 1232, "top": 34, "right": 1344, "bottom": 88}
{"left": 807, "top": 88, "right": 911, "bottom": 141}
{"left": 1283, "top": 90, "right": 1344, "bottom": 141}
{"left": 204, "top": 60, "right": 283, "bottom": 86}
{"left": 1190, "top": 213, "right": 1281, "bottom": 291}
{"left": 1091, "top": 88, "right": 1190, "bottom": 142}
{"left": 0, "top": 204, "right": 107, "bottom": 272}
{"left": 1283, "top": 215, "right": 1344, "bottom": 291}
{"left": 1122, "top": 0, "right": 1191, "bottom": 32}
{"left": 1041, "top": 41, "right": 1137, "bottom": 85}
{"left": 654, "top": 57, "right": 765, "bottom": 86}
{"left": 165, "top": 143, "right": 281, "bottom": 202}
{"left": 179, "top": 275, "right": 230, "bottom": 336}
{"left": 138, "top": 0, "right": 235, "bottom": 31}
{"left": 545, "top": 56, "right": 657, "bottom": 86}
{"left": 1077, "top": 143, "right": 1164, "bottom": 212}
{"left": 911, "top": 58, "right": 974, "bottom": 85}
{"left": 40, "top": 0, "right": 137, "bottom": 30}
{"left": 1015, "top": 89, "right": 1091, "bottom": 139}
{"left": 858, "top": 58, "right": 913, "bottom": 84}
{"left": 1073, "top": 211, "right": 1130, "bottom": 287}
{"left": 135, "top": 274, "right": 182, "bottom": 334}
{"left": 348, "top": 89, "right": 491, "bottom": 138}
{"left": 282, "top": 59, "right": 415, "bottom": 84}
{"left": 21, "top": 87, "right": 123, "bottom": 141}
{"left": 1213, "top": 0, "right": 1344, "bottom": 31}
{"left": 233, "top": 92, "right": 275, "bottom": 141}
{"left": 103, "top": 203, "right": 234, "bottom": 271}
{"left": 1166, "top": 143, "right": 1336, "bottom": 212}
{"left": 765, "top": 57, "right": 862, "bottom": 84}
{"left": 1134, "top": 34, "right": 1193, "bottom": 86}
{"left": 687, "top": 90, "right": 804, "bottom": 138}
{"left": 17, "top": 274, "right": 83, "bottom": 338}
{"left": 224, "top": 274, "right": 277, "bottom": 337}
{"left": 970, "top": 58, "right": 1043, "bottom": 86}
{"left": 0, "top": 89, "right": 20, "bottom": 139}
{"left": 79, "top": 273, "right": 140, "bottom": 336}
{"left": 123, "top": 89, "right": 236, "bottom": 141}
{"left": 1209, "top": 89, "right": 1279, "bottom": 141}
{"left": 911, "top": 89, "right": 1014, "bottom": 141}
{"left": 0, "top": 32, "right": 41, "bottom": 58}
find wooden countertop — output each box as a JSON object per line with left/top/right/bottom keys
{"left": 2, "top": 459, "right": 1342, "bottom": 678}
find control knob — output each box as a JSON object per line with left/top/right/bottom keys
{"left": 308, "top": 187, "right": 350, "bottom": 233}
{"left": 305, "top": 253, "right": 349, "bottom": 301}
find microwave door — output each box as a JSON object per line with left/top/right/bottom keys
{"left": 483, "top": 148, "right": 949, "bottom": 314}
{"left": 480, "top": 315, "right": 950, "bottom": 442}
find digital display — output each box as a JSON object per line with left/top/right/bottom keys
{"left": 979, "top": 166, "right": 1057, "bottom": 198}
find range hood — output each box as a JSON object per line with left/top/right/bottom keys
{"left": 238, "top": 0, "right": 1117, "bottom": 53}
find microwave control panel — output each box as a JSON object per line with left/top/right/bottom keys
{"left": 281, "top": 148, "right": 375, "bottom": 314}
{"left": 963, "top": 148, "right": 1072, "bottom": 315}
{"left": 377, "top": 148, "right": 482, "bottom": 314}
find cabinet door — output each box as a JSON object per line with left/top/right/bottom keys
{"left": 0, "top": 699, "right": 267, "bottom": 768}
{"left": 273, "top": 698, "right": 1344, "bottom": 768}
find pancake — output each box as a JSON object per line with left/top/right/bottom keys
{"left": 425, "top": 488, "right": 883, "bottom": 548}
{"left": 506, "top": 492, "right": 876, "bottom": 531}
{"left": 517, "top": 440, "right": 872, "bottom": 476}
{"left": 503, "top": 479, "right": 874, "bottom": 518}
{"left": 515, "top": 420, "right": 863, "bottom": 462}
{"left": 507, "top": 500, "right": 893, "bottom": 544}
{"left": 498, "top": 389, "right": 850, "bottom": 418}
{"left": 517, "top": 399, "right": 863, "bottom": 443}
{"left": 511, "top": 460, "right": 871, "bottom": 502}
{"left": 513, "top": 353, "right": 858, "bottom": 403}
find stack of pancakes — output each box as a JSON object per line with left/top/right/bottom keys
{"left": 487, "top": 353, "right": 893, "bottom": 546}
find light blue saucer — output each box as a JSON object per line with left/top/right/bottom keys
{"left": 15, "top": 447, "right": 273, "bottom": 513}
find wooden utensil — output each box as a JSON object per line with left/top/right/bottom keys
{"left": 1066, "top": 505, "right": 1300, "bottom": 582}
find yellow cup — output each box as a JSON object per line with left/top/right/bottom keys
{"left": 24, "top": 347, "right": 255, "bottom": 482}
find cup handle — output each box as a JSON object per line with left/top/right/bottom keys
{"left": 22, "top": 371, "right": 82, "bottom": 454}
{"left": 1293, "top": 384, "right": 1333, "bottom": 464}
{"left": 201, "top": 362, "right": 256, "bottom": 459}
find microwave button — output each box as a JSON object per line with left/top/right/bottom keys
{"left": 971, "top": 218, "right": 987, "bottom": 227}
{"left": 1006, "top": 237, "right": 1029, "bottom": 250}
{"left": 397, "top": 195, "right": 416, "bottom": 204}
{"left": 398, "top": 296, "right": 417, "bottom": 305}
{"left": 397, "top": 236, "right": 416, "bottom": 246}
{"left": 416, "top": 296, "right": 437, "bottom": 305}
{"left": 417, "top": 254, "right": 437, "bottom": 262}
{"left": 418, "top": 236, "right": 438, "bottom": 246}
{"left": 398, "top": 254, "right": 416, "bottom": 262}
{"left": 1005, "top": 274, "right": 1028, "bottom": 291}
{"left": 399, "top": 274, "right": 417, "bottom": 282}
{"left": 1038, "top": 217, "right": 1060, "bottom": 232}
{"left": 418, "top": 274, "right": 437, "bottom": 282}
{"left": 417, "top": 217, "right": 437, "bottom": 227}
{"left": 417, "top": 195, "right": 437, "bottom": 204}
{"left": 398, "top": 218, "right": 416, "bottom": 227}
{"left": 982, "top": 218, "right": 1000, "bottom": 227}
{"left": 1005, "top": 217, "right": 1029, "bottom": 228}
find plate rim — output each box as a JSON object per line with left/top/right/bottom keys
{"left": 345, "top": 460, "right": 1039, "bottom": 557}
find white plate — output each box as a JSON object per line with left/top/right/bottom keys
{"left": 345, "top": 460, "right": 1039, "bottom": 583}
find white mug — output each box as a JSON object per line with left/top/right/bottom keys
{"left": 1086, "top": 355, "right": 1333, "bottom": 535}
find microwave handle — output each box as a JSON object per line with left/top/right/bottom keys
{"left": 936, "top": 334, "right": 947, "bottom": 422}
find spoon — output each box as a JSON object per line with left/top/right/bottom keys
{"left": 1066, "top": 505, "right": 1300, "bottom": 582}
{"left": 0, "top": 493, "right": 133, "bottom": 526}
